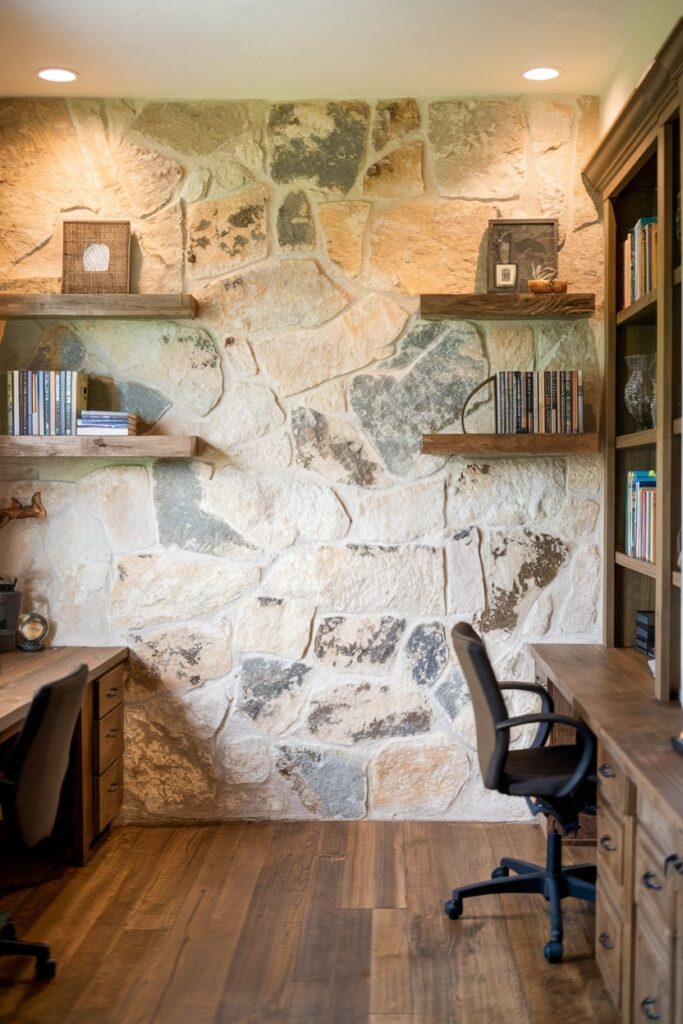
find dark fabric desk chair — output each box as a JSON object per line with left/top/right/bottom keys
{"left": 445, "top": 623, "right": 596, "bottom": 963}
{"left": 0, "top": 663, "right": 88, "bottom": 980}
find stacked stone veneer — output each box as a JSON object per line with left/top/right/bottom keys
{"left": 0, "top": 96, "right": 603, "bottom": 822}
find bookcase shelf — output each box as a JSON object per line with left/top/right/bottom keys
{"left": 0, "top": 293, "right": 198, "bottom": 319}
{"left": 615, "top": 429, "right": 658, "bottom": 449}
{"left": 614, "top": 551, "right": 658, "bottom": 579}
{"left": 0, "top": 435, "right": 204, "bottom": 458}
{"left": 616, "top": 289, "right": 657, "bottom": 326}
{"left": 419, "top": 293, "right": 595, "bottom": 320}
{"left": 421, "top": 433, "right": 599, "bottom": 457}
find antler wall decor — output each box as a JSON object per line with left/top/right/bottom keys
{"left": 0, "top": 492, "right": 47, "bottom": 529}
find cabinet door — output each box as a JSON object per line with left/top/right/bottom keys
{"left": 595, "top": 883, "right": 623, "bottom": 1010}
{"left": 633, "top": 913, "right": 673, "bottom": 1024}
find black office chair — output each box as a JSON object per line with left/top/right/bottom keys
{"left": 444, "top": 623, "right": 596, "bottom": 963}
{"left": 0, "top": 663, "right": 88, "bottom": 980}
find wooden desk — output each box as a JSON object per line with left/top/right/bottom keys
{"left": 0, "top": 646, "right": 128, "bottom": 863}
{"left": 530, "top": 644, "right": 683, "bottom": 1024}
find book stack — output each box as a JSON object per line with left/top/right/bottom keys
{"left": 494, "top": 371, "right": 584, "bottom": 434}
{"left": 634, "top": 610, "right": 655, "bottom": 658}
{"left": 76, "top": 411, "right": 138, "bottom": 436}
{"left": 623, "top": 216, "right": 657, "bottom": 306}
{"left": 2, "top": 370, "right": 87, "bottom": 435}
{"left": 625, "top": 469, "right": 656, "bottom": 562}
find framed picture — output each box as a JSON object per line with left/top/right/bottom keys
{"left": 487, "top": 219, "right": 558, "bottom": 292}
{"left": 494, "top": 263, "right": 518, "bottom": 289}
{"left": 62, "top": 221, "right": 130, "bottom": 294}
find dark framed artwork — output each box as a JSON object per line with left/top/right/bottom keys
{"left": 62, "top": 221, "right": 130, "bottom": 294}
{"left": 487, "top": 218, "right": 558, "bottom": 292}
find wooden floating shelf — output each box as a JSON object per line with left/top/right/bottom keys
{"left": 421, "top": 433, "right": 600, "bottom": 457}
{"left": 616, "top": 429, "right": 657, "bottom": 449}
{"left": 616, "top": 290, "right": 657, "bottom": 327}
{"left": 615, "top": 551, "right": 657, "bottom": 579}
{"left": 0, "top": 293, "right": 198, "bottom": 319}
{"left": 0, "top": 435, "right": 204, "bottom": 458}
{"left": 420, "top": 292, "right": 596, "bottom": 321}
{"left": 673, "top": 571, "right": 681, "bottom": 589}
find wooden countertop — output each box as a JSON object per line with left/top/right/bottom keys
{"left": 0, "top": 646, "right": 128, "bottom": 740}
{"left": 529, "top": 644, "right": 683, "bottom": 831}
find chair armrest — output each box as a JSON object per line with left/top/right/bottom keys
{"left": 499, "top": 683, "right": 554, "bottom": 747}
{"left": 495, "top": 712, "right": 595, "bottom": 797}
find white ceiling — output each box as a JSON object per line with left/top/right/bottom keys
{"left": 0, "top": 0, "right": 645, "bottom": 100}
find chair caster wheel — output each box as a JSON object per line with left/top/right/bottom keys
{"left": 36, "top": 958, "right": 56, "bottom": 981}
{"left": 491, "top": 866, "right": 509, "bottom": 879}
{"left": 444, "top": 898, "right": 463, "bottom": 920}
{"left": 544, "top": 941, "right": 563, "bottom": 963}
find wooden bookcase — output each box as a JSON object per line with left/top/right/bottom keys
{"left": 584, "top": 25, "right": 683, "bottom": 702}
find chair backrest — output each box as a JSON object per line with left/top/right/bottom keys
{"left": 451, "top": 623, "right": 509, "bottom": 790}
{"left": 6, "top": 663, "right": 88, "bottom": 849}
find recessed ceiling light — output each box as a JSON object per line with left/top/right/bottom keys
{"left": 37, "top": 67, "right": 79, "bottom": 83}
{"left": 523, "top": 66, "right": 562, "bottom": 81}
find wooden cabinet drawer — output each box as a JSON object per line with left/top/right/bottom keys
{"left": 94, "top": 703, "right": 124, "bottom": 774}
{"left": 94, "top": 757, "right": 123, "bottom": 834}
{"left": 597, "top": 800, "right": 624, "bottom": 893}
{"left": 95, "top": 664, "right": 124, "bottom": 720}
{"left": 633, "top": 912, "right": 674, "bottom": 1024}
{"left": 597, "top": 741, "right": 629, "bottom": 816}
{"left": 595, "top": 884, "right": 623, "bottom": 1010}
{"left": 635, "top": 826, "right": 678, "bottom": 937}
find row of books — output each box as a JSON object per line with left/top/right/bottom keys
{"left": 494, "top": 370, "right": 584, "bottom": 435}
{"left": 623, "top": 216, "right": 657, "bottom": 307}
{"left": 625, "top": 469, "right": 656, "bottom": 563}
{"left": 2, "top": 370, "right": 88, "bottom": 436}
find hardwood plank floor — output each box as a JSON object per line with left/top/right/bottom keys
{"left": 0, "top": 822, "right": 618, "bottom": 1024}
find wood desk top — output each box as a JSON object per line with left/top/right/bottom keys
{"left": 529, "top": 643, "right": 683, "bottom": 830}
{"left": 0, "top": 646, "right": 128, "bottom": 740}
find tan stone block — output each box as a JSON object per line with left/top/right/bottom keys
{"left": 363, "top": 143, "right": 423, "bottom": 198}
{"left": 296, "top": 378, "right": 348, "bottom": 415}
{"left": 187, "top": 188, "right": 268, "bottom": 278}
{"left": 429, "top": 99, "right": 526, "bottom": 199}
{"left": 133, "top": 203, "right": 184, "bottom": 294}
{"left": 349, "top": 478, "right": 445, "bottom": 544}
{"left": 128, "top": 620, "right": 232, "bottom": 696}
{"left": 235, "top": 598, "right": 314, "bottom": 659}
{"left": 559, "top": 221, "right": 603, "bottom": 296}
{"left": 373, "top": 99, "right": 421, "bottom": 150}
{"left": 254, "top": 294, "right": 407, "bottom": 395}
{"left": 559, "top": 544, "right": 601, "bottom": 635}
{"left": 484, "top": 323, "right": 535, "bottom": 372}
{"left": 110, "top": 552, "right": 261, "bottom": 630}
{"left": 306, "top": 679, "right": 433, "bottom": 745}
{"left": 132, "top": 101, "right": 253, "bottom": 156}
{"left": 367, "top": 199, "right": 491, "bottom": 294}
{"left": 319, "top": 201, "right": 371, "bottom": 278}
{"left": 291, "top": 407, "right": 391, "bottom": 488}
{"left": 78, "top": 465, "right": 157, "bottom": 552}
{"left": 369, "top": 738, "right": 470, "bottom": 816}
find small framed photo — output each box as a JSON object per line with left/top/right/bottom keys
{"left": 62, "top": 221, "right": 130, "bottom": 294}
{"left": 487, "top": 218, "right": 558, "bottom": 292}
{"left": 494, "top": 263, "right": 518, "bottom": 289}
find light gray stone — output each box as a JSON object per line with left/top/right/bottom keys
{"left": 268, "top": 101, "right": 369, "bottom": 193}
{"left": 405, "top": 622, "right": 448, "bottom": 686}
{"left": 110, "top": 552, "right": 261, "bottom": 630}
{"left": 265, "top": 543, "right": 446, "bottom": 615}
{"left": 447, "top": 459, "right": 566, "bottom": 529}
{"left": 215, "top": 716, "right": 272, "bottom": 785}
{"left": 446, "top": 527, "right": 486, "bottom": 618}
{"left": 235, "top": 597, "right": 314, "bottom": 660}
{"left": 276, "top": 745, "right": 365, "bottom": 818}
{"left": 560, "top": 544, "right": 601, "bottom": 635}
{"left": 435, "top": 667, "right": 471, "bottom": 721}
{"left": 313, "top": 615, "right": 406, "bottom": 672}
{"left": 237, "top": 656, "right": 312, "bottom": 734}
{"left": 349, "top": 321, "right": 487, "bottom": 475}
{"left": 291, "top": 407, "right": 391, "bottom": 488}
{"left": 277, "top": 190, "right": 315, "bottom": 250}
{"left": 132, "top": 101, "right": 253, "bottom": 155}
{"left": 307, "top": 679, "right": 433, "bottom": 745}
{"left": 153, "top": 461, "right": 249, "bottom": 556}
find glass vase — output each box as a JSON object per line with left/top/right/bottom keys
{"left": 624, "top": 354, "right": 656, "bottom": 430}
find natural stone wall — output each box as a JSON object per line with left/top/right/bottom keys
{"left": 0, "top": 94, "right": 603, "bottom": 823}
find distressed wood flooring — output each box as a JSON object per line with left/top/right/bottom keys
{"left": 0, "top": 822, "right": 617, "bottom": 1024}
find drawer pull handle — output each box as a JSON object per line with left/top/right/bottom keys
{"left": 598, "top": 762, "right": 615, "bottom": 778}
{"left": 641, "top": 871, "right": 662, "bottom": 891}
{"left": 640, "top": 997, "right": 660, "bottom": 1021}
{"left": 664, "top": 854, "right": 683, "bottom": 877}
{"left": 599, "top": 835, "right": 616, "bottom": 852}
{"left": 105, "top": 687, "right": 119, "bottom": 698}
{"left": 105, "top": 728, "right": 119, "bottom": 739}
{"left": 598, "top": 931, "right": 613, "bottom": 950}
{"left": 107, "top": 782, "right": 119, "bottom": 793}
